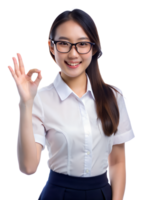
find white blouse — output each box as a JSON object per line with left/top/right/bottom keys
{"left": 32, "top": 71, "right": 135, "bottom": 177}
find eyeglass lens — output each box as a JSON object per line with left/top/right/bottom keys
{"left": 56, "top": 42, "right": 91, "bottom": 53}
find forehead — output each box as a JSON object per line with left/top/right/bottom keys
{"left": 54, "top": 20, "right": 89, "bottom": 40}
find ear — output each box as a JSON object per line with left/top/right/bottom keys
{"left": 48, "top": 40, "right": 55, "bottom": 56}
{"left": 92, "top": 47, "right": 97, "bottom": 56}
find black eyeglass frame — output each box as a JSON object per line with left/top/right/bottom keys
{"left": 51, "top": 40, "right": 96, "bottom": 54}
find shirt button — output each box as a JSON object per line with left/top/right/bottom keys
{"left": 86, "top": 169, "right": 89, "bottom": 173}
{"left": 87, "top": 151, "right": 90, "bottom": 155}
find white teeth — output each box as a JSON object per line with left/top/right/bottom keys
{"left": 66, "top": 62, "right": 81, "bottom": 66}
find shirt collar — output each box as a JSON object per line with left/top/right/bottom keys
{"left": 53, "top": 71, "right": 95, "bottom": 101}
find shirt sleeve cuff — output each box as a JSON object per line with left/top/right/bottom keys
{"left": 113, "top": 129, "right": 135, "bottom": 145}
{"left": 34, "top": 134, "right": 45, "bottom": 151}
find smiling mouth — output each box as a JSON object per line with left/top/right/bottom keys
{"left": 65, "top": 61, "right": 82, "bottom": 65}
{"left": 64, "top": 61, "right": 82, "bottom": 68}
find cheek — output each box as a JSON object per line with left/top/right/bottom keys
{"left": 83, "top": 54, "right": 92, "bottom": 63}
{"left": 83, "top": 54, "right": 92, "bottom": 69}
{"left": 83, "top": 51, "right": 92, "bottom": 59}
{"left": 55, "top": 52, "right": 65, "bottom": 63}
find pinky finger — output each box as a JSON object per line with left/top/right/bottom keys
{"left": 6, "top": 65, "right": 14, "bottom": 73}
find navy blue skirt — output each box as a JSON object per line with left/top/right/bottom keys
{"left": 38, "top": 169, "right": 112, "bottom": 200}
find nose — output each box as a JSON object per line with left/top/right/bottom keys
{"left": 69, "top": 44, "right": 79, "bottom": 54}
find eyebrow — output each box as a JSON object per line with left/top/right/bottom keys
{"left": 58, "top": 36, "right": 90, "bottom": 40}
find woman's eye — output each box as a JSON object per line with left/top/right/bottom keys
{"left": 79, "top": 42, "right": 87, "bottom": 46}
{"left": 59, "top": 42, "right": 68, "bottom": 45}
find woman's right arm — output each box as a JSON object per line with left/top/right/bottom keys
{"left": 6, "top": 52, "right": 44, "bottom": 175}
{"left": 18, "top": 100, "right": 37, "bottom": 174}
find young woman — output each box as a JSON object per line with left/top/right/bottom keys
{"left": 8, "top": 9, "right": 135, "bottom": 200}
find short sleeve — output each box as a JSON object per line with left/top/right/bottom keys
{"left": 113, "top": 90, "right": 135, "bottom": 145}
{"left": 32, "top": 92, "right": 46, "bottom": 151}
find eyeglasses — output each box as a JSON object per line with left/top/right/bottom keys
{"left": 51, "top": 40, "right": 96, "bottom": 54}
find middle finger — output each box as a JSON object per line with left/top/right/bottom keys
{"left": 17, "top": 53, "right": 25, "bottom": 75}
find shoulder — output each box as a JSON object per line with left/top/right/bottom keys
{"left": 110, "top": 86, "right": 123, "bottom": 100}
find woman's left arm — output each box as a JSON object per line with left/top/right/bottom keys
{"left": 108, "top": 143, "right": 126, "bottom": 200}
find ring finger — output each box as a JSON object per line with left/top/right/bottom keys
{"left": 12, "top": 57, "right": 21, "bottom": 77}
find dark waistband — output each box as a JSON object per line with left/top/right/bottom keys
{"left": 48, "top": 169, "right": 109, "bottom": 190}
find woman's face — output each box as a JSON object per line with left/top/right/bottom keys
{"left": 48, "top": 20, "right": 96, "bottom": 79}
